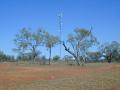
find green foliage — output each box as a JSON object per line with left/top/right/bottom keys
{"left": 0, "top": 50, "right": 6, "bottom": 62}
{"left": 14, "top": 28, "right": 45, "bottom": 61}
{"left": 44, "top": 32, "right": 60, "bottom": 64}
{"left": 87, "top": 52, "right": 102, "bottom": 62}
{"left": 0, "top": 50, "right": 15, "bottom": 62}
{"left": 52, "top": 55, "right": 60, "bottom": 62}
{"left": 44, "top": 32, "right": 60, "bottom": 48}
{"left": 100, "top": 41, "right": 120, "bottom": 62}
{"left": 14, "top": 28, "right": 60, "bottom": 64}
{"left": 74, "top": 28, "right": 90, "bottom": 38}
{"left": 63, "top": 55, "right": 73, "bottom": 61}
{"left": 68, "top": 28, "right": 97, "bottom": 54}
{"left": 63, "top": 27, "right": 98, "bottom": 65}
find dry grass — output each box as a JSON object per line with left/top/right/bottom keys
{"left": 0, "top": 63, "right": 120, "bottom": 90}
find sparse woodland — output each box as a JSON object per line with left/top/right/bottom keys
{"left": 0, "top": 27, "right": 120, "bottom": 65}
{"left": 0, "top": 0, "right": 120, "bottom": 90}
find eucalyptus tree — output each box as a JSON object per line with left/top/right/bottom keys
{"left": 86, "top": 51, "right": 102, "bottom": 62}
{"left": 44, "top": 32, "right": 60, "bottom": 64}
{"left": 13, "top": 28, "right": 45, "bottom": 62}
{"left": 100, "top": 41, "right": 120, "bottom": 62}
{"left": 13, "top": 28, "right": 30, "bottom": 61}
{"left": 63, "top": 28, "right": 98, "bottom": 65}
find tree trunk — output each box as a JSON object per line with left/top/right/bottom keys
{"left": 80, "top": 56, "right": 85, "bottom": 66}
{"left": 63, "top": 42, "right": 80, "bottom": 65}
{"left": 33, "top": 55, "right": 36, "bottom": 63}
{"left": 32, "top": 46, "right": 36, "bottom": 63}
{"left": 49, "top": 47, "right": 51, "bottom": 65}
{"left": 75, "top": 57, "right": 80, "bottom": 65}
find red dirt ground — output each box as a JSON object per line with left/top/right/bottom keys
{"left": 0, "top": 64, "right": 119, "bottom": 80}
{"left": 0, "top": 63, "right": 120, "bottom": 90}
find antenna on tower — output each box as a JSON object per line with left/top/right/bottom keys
{"left": 58, "top": 12, "right": 63, "bottom": 58}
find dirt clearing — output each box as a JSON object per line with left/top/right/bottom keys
{"left": 0, "top": 63, "right": 120, "bottom": 90}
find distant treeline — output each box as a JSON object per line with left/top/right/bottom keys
{"left": 0, "top": 27, "right": 120, "bottom": 65}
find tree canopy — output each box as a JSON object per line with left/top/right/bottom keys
{"left": 63, "top": 28, "right": 98, "bottom": 65}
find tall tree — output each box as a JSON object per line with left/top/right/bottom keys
{"left": 63, "top": 28, "right": 97, "bottom": 65}
{"left": 13, "top": 28, "right": 45, "bottom": 62}
{"left": 44, "top": 32, "right": 59, "bottom": 64}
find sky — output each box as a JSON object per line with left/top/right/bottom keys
{"left": 0, "top": 0, "right": 120, "bottom": 57}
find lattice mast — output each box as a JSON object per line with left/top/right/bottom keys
{"left": 58, "top": 13, "right": 63, "bottom": 58}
